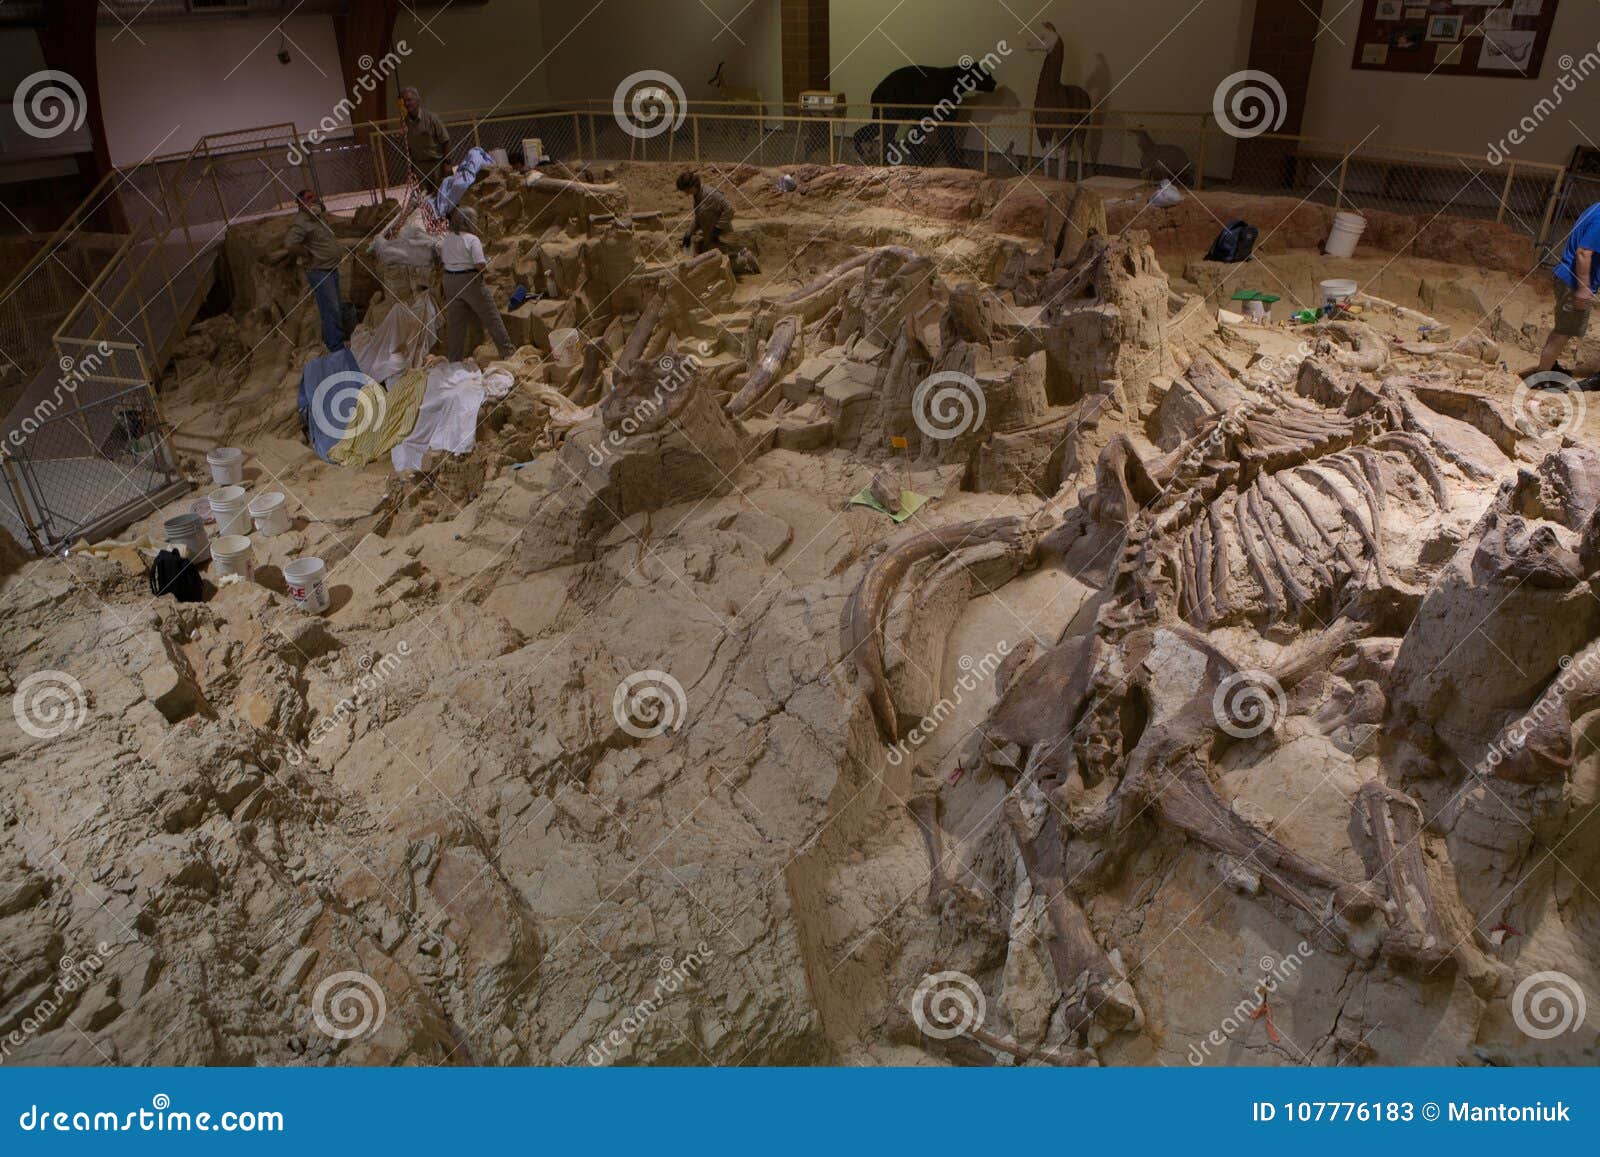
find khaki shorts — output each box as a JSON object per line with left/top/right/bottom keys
{"left": 1554, "top": 277, "right": 1593, "bottom": 338}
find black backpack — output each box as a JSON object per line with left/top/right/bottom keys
{"left": 148, "top": 548, "right": 203, "bottom": 602}
{"left": 1205, "top": 220, "right": 1258, "bottom": 263}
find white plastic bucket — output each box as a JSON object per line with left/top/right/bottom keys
{"left": 163, "top": 513, "right": 209, "bottom": 561}
{"left": 248, "top": 492, "right": 291, "bottom": 536}
{"left": 210, "top": 534, "right": 254, "bottom": 579}
{"left": 207, "top": 446, "right": 244, "bottom": 486}
{"left": 283, "top": 556, "right": 330, "bottom": 614}
{"left": 208, "top": 485, "right": 251, "bottom": 536}
{"left": 549, "top": 327, "right": 581, "bottom": 366}
{"left": 1320, "top": 278, "right": 1359, "bottom": 314}
{"left": 1323, "top": 212, "right": 1367, "bottom": 258}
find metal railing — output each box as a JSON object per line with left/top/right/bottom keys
{"left": 0, "top": 123, "right": 308, "bottom": 553}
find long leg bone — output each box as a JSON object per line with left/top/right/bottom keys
{"left": 1353, "top": 782, "right": 1452, "bottom": 971}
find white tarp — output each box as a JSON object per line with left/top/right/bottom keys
{"left": 350, "top": 292, "right": 441, "bottom": 384}
{"left": 391, "top": 363, "right": 488, "bottom": 472}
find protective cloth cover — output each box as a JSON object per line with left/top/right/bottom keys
{"left": 391, "top": 362, "right": 488, "bottom": 472}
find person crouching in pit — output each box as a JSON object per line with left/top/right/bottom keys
{"left": 439, "top": 208, "right": 514, "bottom": 363}
{"left": 677, "top": 169, "right": 734, "bottom": 255}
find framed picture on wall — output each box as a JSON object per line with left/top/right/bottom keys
{"left": 1352, "top": 0, "right": 1560, "bottom": 75}
{"left": 1426, "top": 15, "right": 1462, "bottom": 41}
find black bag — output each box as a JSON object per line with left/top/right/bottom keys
{"left": 148, "top": 548, "right": 203, "bottom": 602}
{"left": 1205, "top": 219, "right": 1257, "bottom": 263}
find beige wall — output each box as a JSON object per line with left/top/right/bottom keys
{"left": 1303, "top": 1, "right": 1600, "bottom": 165}
{"left": 395, "top": 2, "right": 548, "bottom": 119}
{"left": 539, "top": 0, "right": 781, "bottom": 105}
{"left": 827, "top": 0, "right": 1254, "bottom": 165}
{"left": 96, "top": 16, "right": 347, "bottom": 166}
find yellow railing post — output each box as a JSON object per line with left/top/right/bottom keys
{"left": 1334, "top": 154, "right": 1348, "bottom": 210}
{"left": 1496, "top": 161, "right": 1516, "bottom": 225}
{"left": 1537, "top": 167, "right": 1566, "bottom": 247}
{"left": 1194, "top": 122, "right": 1208, "bottom": 190}
{"left": 693, "top": 115, "right": 700, "bottom": 162}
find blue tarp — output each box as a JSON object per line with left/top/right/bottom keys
{"left": 297, "top": 346, "right": 366, "bottom": 463}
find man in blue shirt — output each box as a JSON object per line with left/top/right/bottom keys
{"left": 1536, "top": 200, "right": 1600, "bottom": 376}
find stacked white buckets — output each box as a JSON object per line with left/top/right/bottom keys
{"left": 159, "top": 447, "right": 327, "bottom": 611}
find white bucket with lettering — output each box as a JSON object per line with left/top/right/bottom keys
{"left": 1323, "top": 211, "right": 1367, "bottom": 258}
{"left": 248, "top": 491, "right": 290, "bottom": 536}
{"left": 206, "top": 446, "right": 244, "bottom": 486}
{"left": 208, "top": 485, "right": 251, "bottom": 536}
{"left": 283, "top": 556, "right": 330, "bottom": 614}
{"left": 210, "top": 534, "right": 254, "bottom": 579}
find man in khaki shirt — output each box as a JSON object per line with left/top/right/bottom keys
{"left": 401, "top": 86, "right": 451, "bottom": 191}
{"left": 270, "top": 190, "right": 347, "bottom": 351}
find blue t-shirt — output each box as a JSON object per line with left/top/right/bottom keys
{"left": 1556, "top": 201, "right": 1600, "bottom": 291}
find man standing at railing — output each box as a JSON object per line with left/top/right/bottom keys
{"left": 401, "top": 86, "right": 452, "bottom": 193}
{"left": 271, "top": 190, "right": 347, "bottom": 353}
{"left": 1533, "top": 199, "right": 1599, "bottom": 380}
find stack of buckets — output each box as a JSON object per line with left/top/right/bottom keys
{"left": 161, "top": 446, "right": 328, "bottom": 612}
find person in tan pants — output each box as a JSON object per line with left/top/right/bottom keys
{"left": 439, "top": 210, "right": 514, "bottom": 362}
